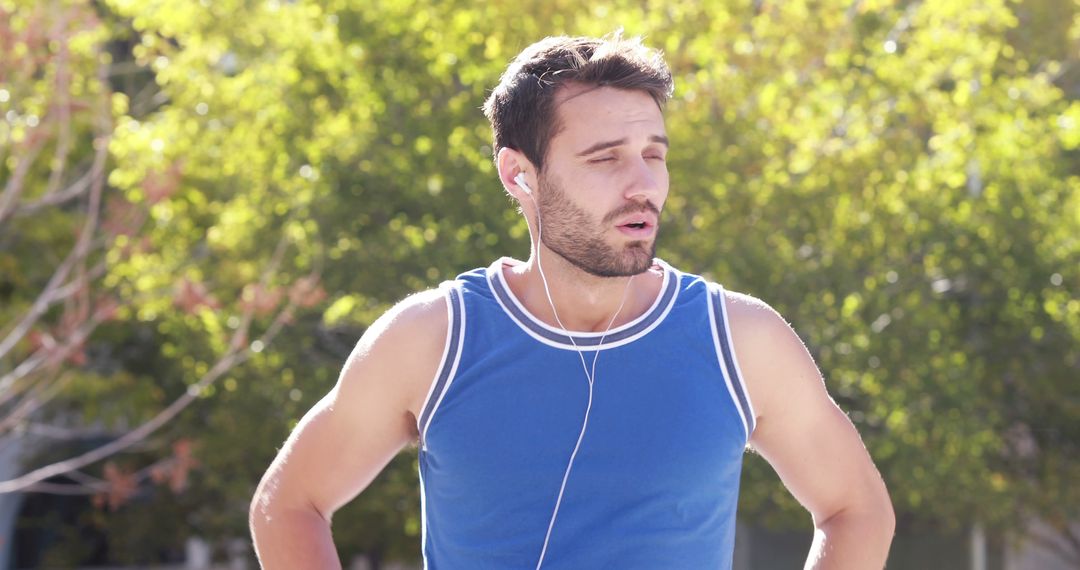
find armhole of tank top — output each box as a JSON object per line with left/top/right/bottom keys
{"left": 707, "top": 283, "right": 757, "bottom": 444}
{"left": 416, "top": 281, "right": 466, "bottom": 451}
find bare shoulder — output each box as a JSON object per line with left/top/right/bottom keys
{"left": 721, "top": 289, "right": 796, "bottom": 347}
{"left": 353, "top": 287, "right": 450, "bottom": 355}
{"left": 335, "top": 286, "right": 450, "bottom": 426}
{"left": 722, "top": 289, "right": 778, "bottom": 318}
{"left": 720, "top": 289, "right": 824, "bottom": 428}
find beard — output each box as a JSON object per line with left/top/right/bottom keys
{"left": 535, "top": 172, "right": 660, "bottom": 278}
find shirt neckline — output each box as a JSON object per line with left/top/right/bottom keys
{"left": 485, "top": 257, "right": 680, "bottom": 351}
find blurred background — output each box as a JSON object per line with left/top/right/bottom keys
{"left": 1, "top": 0, "right": 1078, "bottom": 568}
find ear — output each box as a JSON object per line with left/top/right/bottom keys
{"left": 497, "top": 147, "right": 536, "bottom": 203}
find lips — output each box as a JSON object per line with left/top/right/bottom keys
{"left": 606, "top": 201, "right": 661, "bottom": 238}
{"left": 615, "top": 213, "right": 657, "bottom": 230}
{"left": 614, "top": 212, "right": 658, "bottom": 237}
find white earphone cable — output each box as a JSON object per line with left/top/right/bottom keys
{"left": 524, "top": 177, "right": 633, "bottom": 570}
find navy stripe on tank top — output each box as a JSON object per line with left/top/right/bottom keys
{"left": 416, "top": 258, "right": 756, "bottom": 569}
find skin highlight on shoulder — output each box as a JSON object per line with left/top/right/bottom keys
{"left": 723, "top": 289, "right": 784, "bottom": 323}
{"left": 336, "top": 287, "right": 450, "bottom": 437}
{"left": 357, "top": 288, "right": 448, "bottom": 354}
{"left": 722, "top": 289, "right": 806, "bottom": 353}
{"left": 720, "top": 288, "right": 830, "bottom": 438}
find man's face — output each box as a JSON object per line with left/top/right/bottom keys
{"left": 534, "top": 84, "right": 669, "bottom": 278}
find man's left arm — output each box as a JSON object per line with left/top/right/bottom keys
{"left": 726, "top": 291, "right": 895, "bottom": 570}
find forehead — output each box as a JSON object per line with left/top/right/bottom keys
{"left": 549, "top": 84, "right": 666, "bottom": 152}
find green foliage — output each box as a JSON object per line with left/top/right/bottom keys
{"left": 3, "top": 0, "right": 1078, "bottom": 565}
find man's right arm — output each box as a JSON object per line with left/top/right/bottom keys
{"left": 249, "top": 288, "right": 449, "bottom": 569}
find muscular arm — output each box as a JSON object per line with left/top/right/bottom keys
{"left": 726, "top": 292, "right": 895, "bottom": 570}
{"left": 249, "top": 289, "right": 448, "bottom": 569}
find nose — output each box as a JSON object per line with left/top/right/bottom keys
{"left": 623, "top": 155, "right": 667, "bottom": 204}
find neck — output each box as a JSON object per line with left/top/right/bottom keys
{"left": 503, "top": 246, "right": 662, "bottom": 333}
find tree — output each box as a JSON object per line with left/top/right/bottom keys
{"left": 655, "top": 0, "right": 1080, "bottom": 562}
{"left": 2, "top": 0, "right": 1077, "bottom": 565}
{"left": 0, "top": 0, "right": 320, "bottom": 538}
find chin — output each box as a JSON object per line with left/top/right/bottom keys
{"left": 598, "top": 247, "right": 656, "bottom": 278}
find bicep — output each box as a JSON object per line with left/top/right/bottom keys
{"left": 730, "top": 295, "right": 885, "bottom": 523}
{"left": 255, "top": 291, "right": 447, "bottom": 520}
{"left": 266, "top": 378, "right": 418, "bottom": 519}
{"left": 750, "top": 384, "right": 878, "bottom": 523}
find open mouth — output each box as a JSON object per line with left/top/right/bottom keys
{"left": 613, "top": 209, "right": 659, "bottom": 235}
{"left": 616, "top": 219, "right": 655, "bottom": 236}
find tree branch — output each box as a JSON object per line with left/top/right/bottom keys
{"left": 0, "top": 127, "right": 47, "bottom": 228}
{"left": 0, "top": 231, "right": 302, "bottom": 494}
{"left": 13, "top": 165, "right": 94, "bottom": 217}
{"left": 0, "top": 370, "right": 75, "bottom": 434}
{"left": 21, "top": 423, "right": 120, "bottom": 441}
{"left": 1025, "top": 526, "right": 1080, "bottom": 568}
{"left": 0, "top": 54, "right": 111, "bottom": 362}
{"left": 22, "top": 481, "right": 106, "bottom": 495}
{"left": 0, "top": 293, "right": 296, "bottom": 495}
{"left": 0, "top": 293, "right": 112, "bottom": 407}
{"left": 20, "top": 455, "right": 183, "bottom": 497}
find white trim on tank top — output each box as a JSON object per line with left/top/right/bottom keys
{"left": 486, "top": 256, "right": 680, "bottom": 351}
{"left": 706, "top": 282, "right": 758, "bottom": 443}
{"left": 416, "top": 281, "right": 467, "bottom": 447}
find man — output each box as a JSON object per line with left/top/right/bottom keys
{"left": 250, "top": 33, "right": 894, "bottom": 569}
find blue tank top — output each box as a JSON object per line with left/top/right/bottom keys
{"left": 416, "top": 258, "right": 756, "bottom": 569}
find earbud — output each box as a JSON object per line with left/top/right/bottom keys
{"left": 514, "top": 172, "right": 532, "bottom": 195}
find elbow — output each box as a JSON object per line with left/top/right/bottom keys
{"left": 857, "top": 475, "right": 896, "bottom": 546}
{"left": 860, "top": 479, "right": 897, "bottom": 549}
{"left": 871, "top": 499, "right": 897, "bottom": 549}
{"left": 249, "top": 479, "right": 332, "bottom": 539}
{"left": 250, "top": 474, "right": 287, "bottom": 541}
{"left": 818, "top": 500, "right": 895, "bottom": 539}
{"left": 818, "top": 481, "right": 896, "bottom": 546}
{"left": 880, "top": 489, "right": 897, "bottom": 543}
{"left": 249, "top": 485, "right": 272, "bottom": 541}
{"left": 872, "top": 472, "right": 896, "bottom": 541}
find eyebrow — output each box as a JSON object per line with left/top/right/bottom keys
{"left": 575, "top": 135, "right": 669, "bottom": 157}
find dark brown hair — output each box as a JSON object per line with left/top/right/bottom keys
{"left": 482, "top": 32, "right": 674, "bottom": 172}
